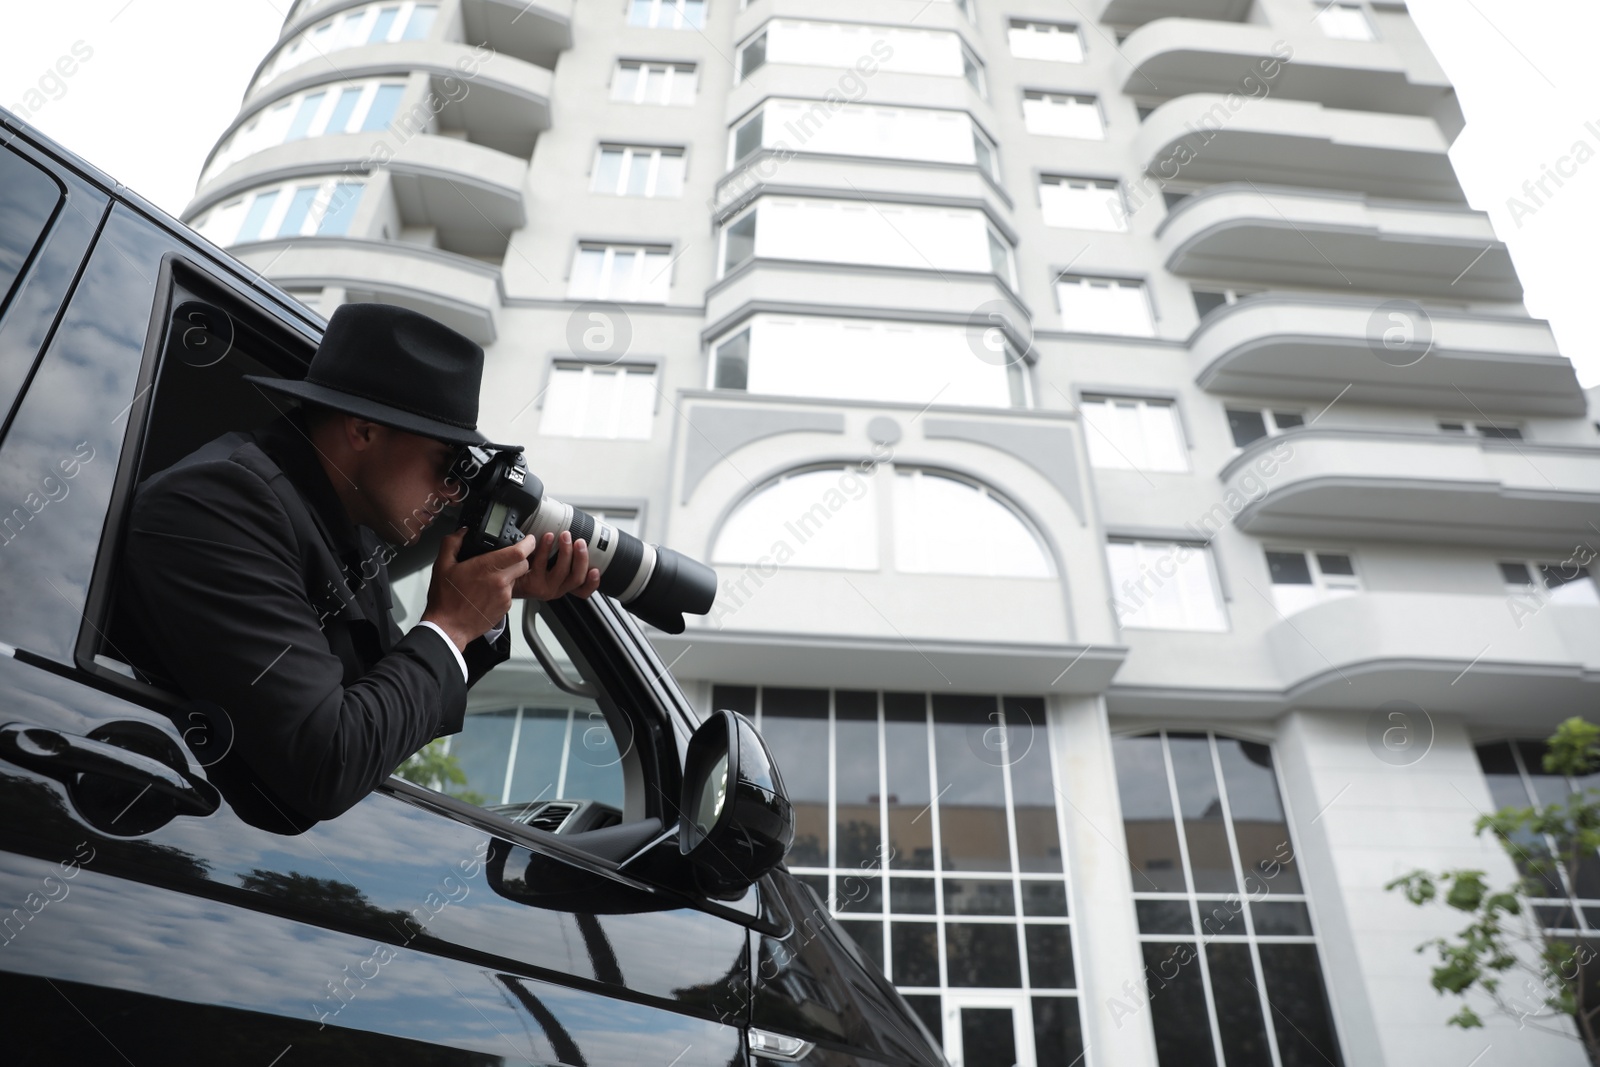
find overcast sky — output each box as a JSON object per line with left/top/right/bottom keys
{"left": 3, "top": 0, "right": 1596, "bottom": 385}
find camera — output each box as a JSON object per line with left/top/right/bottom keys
{"left": 453, "top": 445, "right": 716, "bottom": 634}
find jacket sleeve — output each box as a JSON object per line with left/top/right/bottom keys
{"left": 121, "top": 457, "right": 467, "bottom": 821}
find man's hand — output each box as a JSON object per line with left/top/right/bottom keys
{"left": 420, "top": 528, "right": 539, "bottom": 652}
{"left": 512, "top": 530, "right": 602, "bottom": 603}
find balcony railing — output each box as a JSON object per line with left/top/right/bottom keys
{"left": 1159, "top": 184, "right": 1518, "bottom": 301}
{"left": 1136, "top": 95, "right": 1463, "bottom": 202}
{"left": 1221, "top": 428, "right": 1600, "bottom": 550}
{"left": 1190, "top": 296, "right": 1580, "bottom": 415}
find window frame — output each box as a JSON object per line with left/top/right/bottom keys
{"left": 568, "top": 241, "right": 675, "bottom": 303}
{"left": 1264, "top": 548, "right": 1361, "bottom": 615}
{"left": 536, "top": 358, "right": 661, "bottom": 440}
{"left": 1106, "top": 538, "right": 1229, "bottom": 632}
{"left": 591, "top": 144, "right": 688, "bottom": 199}
{"left": 1079, "top": 394, "right": 1189, "bottom": 473}
{"left": 1007, "top": 19, "right": 1084, "bottom": 63}
{"left": 1225, "top": 406, "right": 1304, "bottom": 449}
{"left": 70, "top": 254, "right": 703, "bottom": 877}
{"left": 1053, "top": 274, "right": 1155, "bottom": 337}
{"left": 612, "top": 60, "right": 699, "bottom": 106}
{"left": 1038, "top": 175, "right": 1127, "bottom": 233}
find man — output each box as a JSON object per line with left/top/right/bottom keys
{"left": 117, "top": 303, "right": 600, "bottom": 825}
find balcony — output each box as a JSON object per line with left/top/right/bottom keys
{"left": 1191, "top": 297, "right": 1581, "bottom": 416}
{"left": 1159, "top": 185, "right": 1518, "bottom": 301}
{"left": 192, "top": 133, "right": 527, "bottom": 259}
{"left": 1266, "top": 592, "right": 1600, "bottom": 718}
{"left": 245, "top": 43, "right": 553, "bottom": 157}
{"left": 705, "top": 259, "right": 1028, "bottom": 348}
{"left": 459, "top": 0, "right": 572, "bottom": 70}
{"left": 652, "top": 391, "right": 1122, "bottom": 680}
{"left": 1137, "top": 96, "right": 1463, "bottom": 202}
{"left": 1221, "top": 429, "right": 1600, "bottom": 551}
{"left": 1120, "top": 20, "right": 1458, "bottom": 121}
{"left": 231, "top": 237, "right": 501, "bottom": 343}
{"left": 1091, "top": 0, "right": 1250, "bottom": 26}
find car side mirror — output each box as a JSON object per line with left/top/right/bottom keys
{"left": 679, "top": 710, "right": 794, "bottom": 900}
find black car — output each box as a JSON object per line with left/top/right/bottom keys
{"left": 0, "top": 107, "right": 945, "bottom": 1067}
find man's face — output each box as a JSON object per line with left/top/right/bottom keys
{"left": 353, "top": 424, "right": 464, "bottom": 545}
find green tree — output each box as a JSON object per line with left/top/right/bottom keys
{"left": 394, "top": 738, "right": 488, "bottom": 806}
{"left": 1388, "top": 717, "right": 1600, "bottom": 1062}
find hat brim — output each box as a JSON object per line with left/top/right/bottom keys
{"left": 243, "top": 375, "right": 510, "bottom": 448}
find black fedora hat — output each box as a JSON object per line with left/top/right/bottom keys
{"left": 246, "top": 303, "right": 509, "bottom": 447}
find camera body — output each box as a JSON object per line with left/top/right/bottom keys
{"left": 455, "top": 445, "right": 716, "bottom": 634}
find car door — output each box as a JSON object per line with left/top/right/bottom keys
{"left": 0, "top": 165, "right": 752, "bottom": 1063}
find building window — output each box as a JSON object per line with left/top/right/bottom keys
{"left": 1081, "top": 396, "right": 1187, "bottom": 472}
{"left": 729, "top": 99, "right": 999, "bottom": 177}
{"left": 568, "top": 244, "right": 673, "bottom": 303}
{"left": 740, "top": 20, "right": 980, "bottom": 84}
{"left": 1265, "top": 550, "right": 1360, "bottom": 615}
{"left": 612, "top": 61, "right": 698, "bottom": 105}
{"left": 710, "top": 316, "right": 1027, "bottom": 409}
{"left": 203, "top": 80, "right": 407, "bottom": 183}
{"left": 254, "top": 2, "right": 437, "bottom": 90}
{"left": 714, "top": 466, "right": 1050, "bottom": 577}
{"left": 710, "top": 686, "right": 1085, "bottom": 1067}
{"left": 1227, "top": 408, "right": 1303, "bottom": 448}
{"left": 731, "top": 111, "right": 764, "bottom": 165}
{"left": 1315, "top": 2, "right": 1376, "bottom": 40}
{"left": 720, "top": 212, "right": 757, "bottom": 274}
{"left": 628, "top": 0, "right": 706, "bottom": 29}
{"left": 719, "top": 197, "right": 1015, "bottom": 278}
{"left": 1500, "top": 560, "right": 1600, "bottom": 606}
{"left": 1055, "top": 275, "right": 1154, "bottom": 337}
{"left": 592, "top": 145, "right": 685, "bottom": 198}
{"left": 1439, "top": 419, "right": 1522, "bottom": 440}
{"left": 737, "top": 30, "right": 767, "bottom": 79}
{"left": 194, "top": 178, "right": 365, "bottom": 246}
{"left": 714, "top": 467, "right": 880, "bottom": 571}
{"left": 448, "top": 701, "right": 623, "bottom": 810}
{"left": 1474, "top": 734, "right": 1600, "bottom": 1038}
{"left": 1107, "top": 540, "right": 1228, "bottom": 631}
{"left": 1039, "top": 177, "right": 1126, "bottom": 232}
{"left": 538, "top": 362, "right": 656, "bottom": 440}
{"left": 1008, "top": 20, "right": 1083, "bottom": 62}
{"left": 1113, "top": 730, "right": 1344, "bottom": 1067}
{"left": 972, "top": 127, "right": 999, "bottom": 180}
{"left": 893, "top": 470, "right": 1050, "bottom": 577}
{"left": 1191, "top": 286, "right": 1260, "bottom": 321}
{"left": 1023, "top": 92, "right": 1104, "bottom": 139}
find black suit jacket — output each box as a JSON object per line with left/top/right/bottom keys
{"left": 117, "top": 411, "right": 510, "bottom": 823}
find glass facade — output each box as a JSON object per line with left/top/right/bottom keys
{"left": 715, "top": 685, "right": 1085, "bottom": 1067}
{"left": 1114, "top": 730, "right": 1343, "bottom": 1067}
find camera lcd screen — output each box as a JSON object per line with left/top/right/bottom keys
{"left": 484, "top": 500, "right": 511, "bottom": 540}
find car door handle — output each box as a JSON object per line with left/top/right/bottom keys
{"left": 0, "top": 723, "right": 220, "bottom": 817}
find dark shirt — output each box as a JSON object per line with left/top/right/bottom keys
{"left": 117, "top": 411, "right": 509, "bottom": 823}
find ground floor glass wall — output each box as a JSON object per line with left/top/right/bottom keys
{"left": 1113, "top": 730, "right": 1344, "bottom": 1067}
{"left": 715, "top": 685, "right": 1086, "bottom": 1067}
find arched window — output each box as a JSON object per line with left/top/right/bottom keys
{"left": 711, "top": 464, "right": 1051, "bottom": 577}
{"left": 713, "top": 466, "right": 880, "bottom": 571}
{"left": 892, "top": 468, "right": 1050, "bottom": 578}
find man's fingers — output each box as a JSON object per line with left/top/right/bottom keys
{"left": 435, "top": 526, "right": 466, "bottom": 567}
{"left": 484, "top": 530, "right": 539, "bottom": 571}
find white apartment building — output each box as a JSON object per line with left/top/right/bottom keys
{"left": 185, "top": 1, "right": 1600, "bottom": 1064}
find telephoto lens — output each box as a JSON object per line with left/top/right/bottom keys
{"left": 456, "top": 446, "right": 717, "bottom": 634}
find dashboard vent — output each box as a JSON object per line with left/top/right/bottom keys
{"left": 526, "top": 801, "right": 579, "bottom": 834}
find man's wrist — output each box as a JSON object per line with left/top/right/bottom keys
{"left": 418, "top": 613, "right": 470, "bottom": 653}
